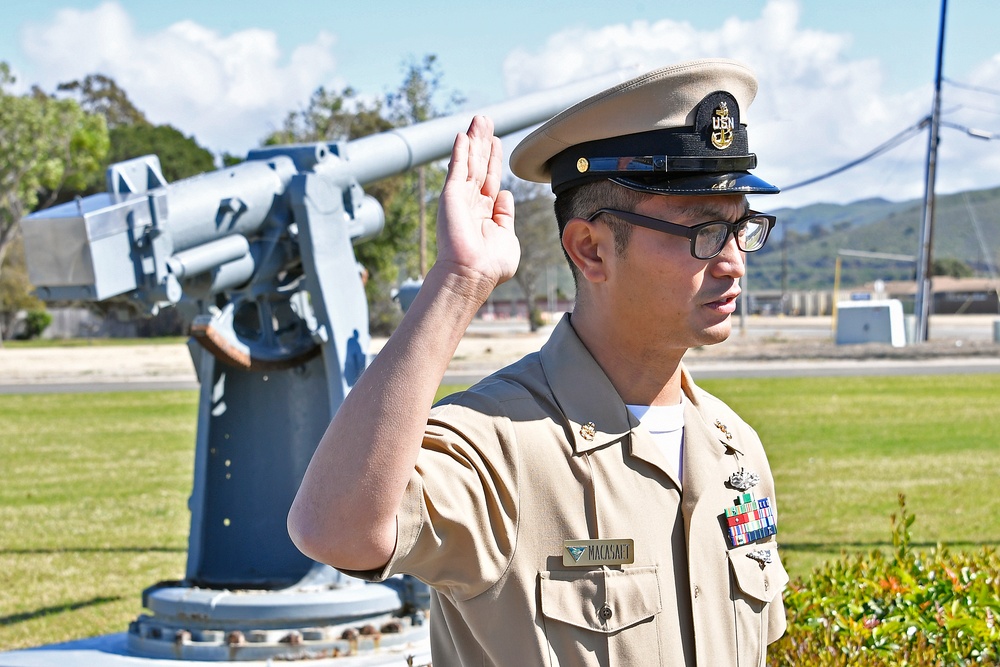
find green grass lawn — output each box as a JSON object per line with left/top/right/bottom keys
{"left": 0, "top": 391, "right": 196, "bottom": 651}
{"left": 1, "top": 374, "right": 998, "bottom": 651}
{"left": 699, "top": 374, "right": 1000, "bottom": 578}
{"left": 1, "top": 337, "right": 188, "bottom": 349}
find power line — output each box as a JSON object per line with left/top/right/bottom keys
{"left": 944, "top": 77, "right": 1000, "bottom": 97}
{"left": 963, "top": 192, "right": 999, "bottom": 282}
{"left": 940, "top": 120, "right": 1000, "bottom": 139}
{"left": 782, "top": 116, "right": 930, "bottom": 191}
{"left": 946, "top": 102, "right": 1000, "bottom": 117}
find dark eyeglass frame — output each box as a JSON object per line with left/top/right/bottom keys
{"left": 587, "top": 208, "right": 777, "bottom": 260}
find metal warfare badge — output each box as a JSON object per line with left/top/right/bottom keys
{"left": 729, "top": 468, "right": 760, "bottom": 491}
{"left": 563, "top": 539, "right": 635, "bottom": 567}
{"left": 711, "top": 101, "right": 735, "bottom": 149}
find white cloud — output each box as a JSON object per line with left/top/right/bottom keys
{"left": 13, "top": 0, "right": 1000, "bottom": 208}
{"left": 20, "top": 1, "right": 342, "bottom": 154}
{"left": 501, "top": 0, "right": 1000, "bottom": 209}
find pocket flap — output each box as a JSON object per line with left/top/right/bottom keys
{"left": 540, "top": 567, "right": 661, "bottom": 633}
{"left": 727, "top": 544, "right": 789, "bottom": 603}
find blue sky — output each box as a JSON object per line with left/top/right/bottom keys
{"left": 3, "top": 0, "right": 1000, "bottom": 210}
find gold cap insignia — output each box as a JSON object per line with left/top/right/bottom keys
{"left": 579, "top": 421, "right": 596, "bottom": 441}
{"left": 576, "top": 157, "right": 590, "bottom": 173}
{"left": 710, "top": 101, "right": 735, "bottom": 150}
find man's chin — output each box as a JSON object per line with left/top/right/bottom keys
{"left": 697, "top": 319, "right": 733, "bottom": 347}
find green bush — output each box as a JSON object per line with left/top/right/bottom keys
{"left": 22, "top": 309, "right": 52, "bottom": 339}
{"left": 770, "top": 495, "right": 1000, "bottom": 666}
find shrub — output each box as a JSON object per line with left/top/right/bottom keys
{"left": 22, "top": 309, "right": 52, "bottom": 339}
{"left": 769, "top": 494, "right": 1000, "bottom": 666}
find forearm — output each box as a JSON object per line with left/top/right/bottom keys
{"left": 288, "top": 262, "right": 494, "bottom": 571}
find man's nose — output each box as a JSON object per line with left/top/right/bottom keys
{"left": 711, "top": 234, "right": 746, "bottom": 278}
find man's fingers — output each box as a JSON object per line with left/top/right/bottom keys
{"left": 448, "top": 131, "right": 470, "bottom": 184}
{"left": 465, "top": 116, "right": 495, "bottom": 189}
{"left": 493, "top": 189, "right": 516, "bottom": 230}
{"left": 482, "top": 135, "right": 504, "bottom": 200}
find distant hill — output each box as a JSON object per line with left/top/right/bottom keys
{"left": 749, "top": 184, "right": 1000, "bottom": 291}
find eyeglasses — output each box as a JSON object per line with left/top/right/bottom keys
{"left": 587, "top": 208, "right": 777, "bottom": 260}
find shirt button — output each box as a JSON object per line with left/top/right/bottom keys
{"left": 693, "top": 586, "right": 701, "bottom": 598}
{"left": 598, "top": 604, "right": 613, "bottom": 621}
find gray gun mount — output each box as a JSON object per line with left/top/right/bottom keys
{"left": 13, "top": 71, "right": 627, "bottom": 665}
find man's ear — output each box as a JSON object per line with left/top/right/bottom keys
{"left": 562, "top": 218, "right": 611, "bottom": 284}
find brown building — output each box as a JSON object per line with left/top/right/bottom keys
{"left": 873, "top": 277, "right": 1000, "bottom": 315}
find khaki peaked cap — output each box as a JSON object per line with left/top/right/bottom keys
{"left": 509, "top": 58, "right": 779, "bottom": 196}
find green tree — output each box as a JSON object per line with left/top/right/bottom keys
{"left": 220, "top": 152, "right": 244, "bottom": 167}
{"left": 0, "top": 236, "right": 44, "bottom": 338}
{"left": 107, "top": 123, "right": 215, "bottom": 182}
{"left": 57, "top": 74, "right": 147, "bottom": 128}
{"left": 509, "top": 181, "right": 565, "bottom": 332}
{"left": 0, "top": 63, "right": 109, "bottom": 340}
{"left": 266, "top": 85, "right": 394, "bottom": 145}
{"left": 931, "top": 256, "right": 974, "bottom": 279}
{"left": 57, "top": 74, "right": 214, "bottom": 188}
{"left": 387, "top": 55, "right": 463, "bottom": 277}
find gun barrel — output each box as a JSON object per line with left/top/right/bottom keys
{"left": 342, "top": 71, "right": 631, "bottom": 186}
{"left": 20, "top": 70, "right": 633, "bottom": 307}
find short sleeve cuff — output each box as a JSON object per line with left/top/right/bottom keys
{"left": 337, "top": 469, "right": 426, "bottom": 583}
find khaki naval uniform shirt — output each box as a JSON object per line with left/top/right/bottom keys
{"left": 356, "top": 315, "right": 787, "bottom": 666}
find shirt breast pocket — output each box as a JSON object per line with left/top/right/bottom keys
{"left": 727, "top": 544, "right": 789, "bottom": 667}
{"left": 539, "top": 566, "right": 661, "bottom": 667}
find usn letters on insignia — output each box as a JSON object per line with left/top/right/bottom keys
{"left": 711, "top": 101, "right": 735, "bottom": 150}
{"left": 563, "top": 539, "right": 635, "bottom": 567}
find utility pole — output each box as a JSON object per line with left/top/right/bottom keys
{"left": 914, "top": 0, "right": 949, "bottom": 341}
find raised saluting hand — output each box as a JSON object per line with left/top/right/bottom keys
{"left": 435, "top": 115, "right": 520, "bottom": 302}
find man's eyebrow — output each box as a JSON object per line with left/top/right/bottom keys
{"left": 680, "top": 201, "right": 750, "bottom": 220}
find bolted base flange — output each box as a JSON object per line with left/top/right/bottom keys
{"left": 124, "top": 577, "right": 429, "bottom": 662}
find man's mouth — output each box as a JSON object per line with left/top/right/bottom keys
{"left": 706, "top": 290, "right": 741, "bottom": 308}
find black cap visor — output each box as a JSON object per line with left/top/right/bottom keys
{"left": 612, "top": 171, "right": 779, "bottom": 196}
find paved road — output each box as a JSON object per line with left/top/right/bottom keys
{"left": 2, "top": 314, "right": 997, "bottom": 395}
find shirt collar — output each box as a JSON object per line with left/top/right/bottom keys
{"left": 538, "top": 313, "right": 726, "bottom": 460}
{"left": 539, "top": 314, "right": 631, "bottom": 454}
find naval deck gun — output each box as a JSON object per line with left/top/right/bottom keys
{"left": 12, "top": 72, "right": 625, "bottom": 664}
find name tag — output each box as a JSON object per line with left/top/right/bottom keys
{"left": 563, "top": 539, "right": 635, "bottom": 567}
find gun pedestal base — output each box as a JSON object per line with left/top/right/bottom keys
{"left": 126, "top": 580, "right": 427, "bottom": 661}
{"left": 0, "top": 629, "right": 430, "bottom": 667}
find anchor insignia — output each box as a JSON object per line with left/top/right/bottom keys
{"left": 711, "top": 101, "right": 735, "bottom": 150}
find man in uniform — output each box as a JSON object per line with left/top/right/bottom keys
{"left": 289, "top": 58, "right": 788, "bottom": 666}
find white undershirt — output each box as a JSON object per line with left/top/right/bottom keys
{"left": 627, "top": 399, "right": 686, "bottom": 486}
